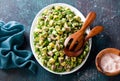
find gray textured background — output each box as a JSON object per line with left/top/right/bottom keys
{"left": 0, "top": 0, "right": 120, "bottom": 81}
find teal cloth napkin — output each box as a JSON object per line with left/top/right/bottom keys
{"left": 0, "top": 21, "right": 37, "bottom": 73}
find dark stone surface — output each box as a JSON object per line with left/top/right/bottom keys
{"left": 0, "top": 0, "right": 120, "bottom": 81}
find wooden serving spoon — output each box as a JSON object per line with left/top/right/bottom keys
{"left": 64, "top": 26, "right": 104, "bottom": 57}
{"left": 64, "top": 11, "right": 96, "bottom": 51}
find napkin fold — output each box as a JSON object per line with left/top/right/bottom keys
{"left": 0, "top": 21, "right": 37, "bottom": 73}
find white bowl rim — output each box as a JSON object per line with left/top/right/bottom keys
{"left": 30, "top": 3, "right": 92, "bottom": 75}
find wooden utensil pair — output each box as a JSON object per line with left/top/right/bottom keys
{"left": 64, "top": 12, "right": 104, "bottom": 57}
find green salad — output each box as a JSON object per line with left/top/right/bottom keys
{"left": 33, "top": 6, "right": 89, "bottom": 72}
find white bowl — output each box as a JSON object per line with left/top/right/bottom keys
{"left": 30, "top": 3, "right": 92, "bottom": 75}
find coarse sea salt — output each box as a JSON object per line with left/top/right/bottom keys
{"left": 100, "top": 53, "right": 120, "bottom": 73}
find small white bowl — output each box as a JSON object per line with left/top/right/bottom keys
{"left": 30, "top": 3, "right": 92, "bottom": 75}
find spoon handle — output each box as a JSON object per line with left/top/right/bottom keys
{"left": 74, "top": 26, "right": 103, "bottom": 51}
{"left": 85, "top": 26, "right": 104, "bottom": 41}
{"left": 79, "top": 11, "right": 96, "bottom": 32}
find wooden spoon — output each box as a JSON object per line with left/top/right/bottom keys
{"left": 64, "top": 12, "right": 96, "bottom": 51}
{"left": 64, "top": 26, "right": 104, "bottom": 57}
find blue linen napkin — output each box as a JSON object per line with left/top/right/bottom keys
{"left": 0, "top": 21, "right": 37, "bottom": 73}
